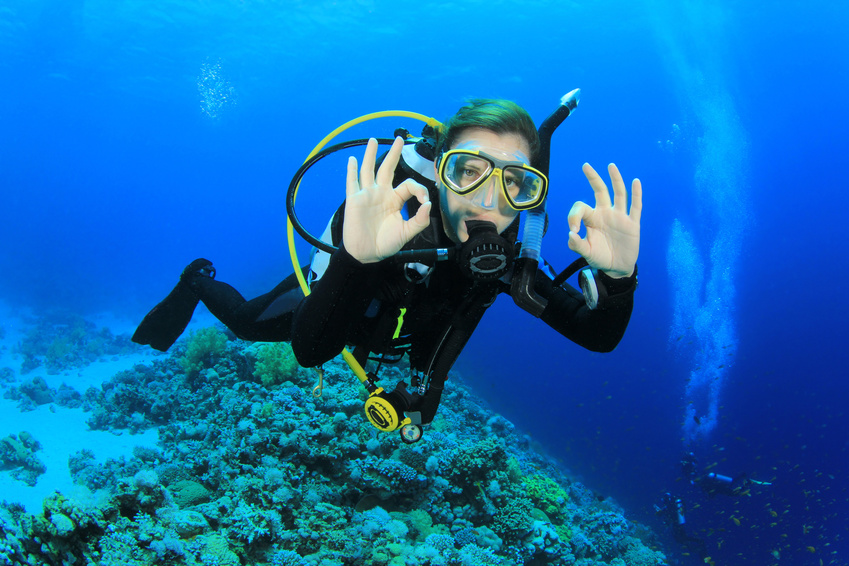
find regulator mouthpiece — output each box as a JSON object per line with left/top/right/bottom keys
{"left": 458, "top": 221, "right": 513, "bottom": 281}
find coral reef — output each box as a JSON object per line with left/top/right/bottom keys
{"left": 2, "top": 375, "right": 83, "bottom": 412}
{"left": 14, "top": 311, "right": 138, "bottom": 374}
{"left": 180, "top": 327, "right": 228, "bottom": 384}
{"left": 252, "top": 342, "right": 301, "bottom": 388}
{"left": 0, "top": 431, "right": 46, "bottom": 487}
{"left": 523, "top": 473, "right": 571, "bottom": 521}
{"left": 3, "top": 376, "right": 55, "bottom": 411}
{"left": 0, "top": 327, "right": 667, "bottom": 565}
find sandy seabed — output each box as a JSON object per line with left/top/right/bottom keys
{"left": 0, "top": 310, "right": 211, "bottom": 514}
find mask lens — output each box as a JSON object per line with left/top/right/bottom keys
{"left": 444, "top": 153, "right": 493, "bottom": 194}
{"left": 440, "top": 150, "right": 548, "bottom": 210}
{"left": 503, "top": 166, "right": 545, "bottom": 208}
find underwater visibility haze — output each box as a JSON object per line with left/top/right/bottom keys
{"left": 0, "top": 1, "right": 847, "bottom": 565}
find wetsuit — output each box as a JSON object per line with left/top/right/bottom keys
{"left": 289, "top": 209, "right": 637, "bottom": 370}
{"left": 179, "top": 189, "right": 637, "bottom": 366}
{"left": 137, "top": 149, "right": 637, "bottom": 423}
{"left": 286, "top": 196, "right": 637, "bottom": 423}
{"left": 183, "top": 267, "right": 307, "bottom": 343}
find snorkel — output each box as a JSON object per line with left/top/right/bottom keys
{"left": 511, "top": 89, "right": 580, "bottom": 316}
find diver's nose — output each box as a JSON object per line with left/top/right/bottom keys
{"left": 472, "top": 177, "right": 498, "bottom": 210}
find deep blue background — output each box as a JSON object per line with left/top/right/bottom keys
{"left": 1, "top": 1, "right": 847, "bottom": 564}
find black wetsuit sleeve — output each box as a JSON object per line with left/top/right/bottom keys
{"left": 290, "top": 245, "right": 382, "bottom": 367}
{"left": 536, "top": 268, "right": 637, "bottom": 352}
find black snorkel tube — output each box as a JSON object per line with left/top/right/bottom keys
{"left": 510, "top": 89, "right": 581, "bottom": 316}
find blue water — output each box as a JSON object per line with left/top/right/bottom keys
{"left": 2, "top": 1, "right": 847, "bottom": 564}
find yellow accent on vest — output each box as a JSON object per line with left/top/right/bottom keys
{"left": 393, "top": 308, "right": 407, "bottom": 340}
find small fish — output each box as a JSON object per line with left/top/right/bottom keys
{"left": 731, "top": 516, "right": 741, "bottom": 526}
{"left": 807, "top": 546, "right": 816, "bottom": 553}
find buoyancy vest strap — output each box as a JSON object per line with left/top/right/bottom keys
{"left": 411, "top": 289, "right": 494, "bottom": 425}
{"left": 423, "top": 285, "right": 498, "bottom": 389}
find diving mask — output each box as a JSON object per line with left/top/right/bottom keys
{"left": 437, "top": 149, "right": 548, "bottom": 210}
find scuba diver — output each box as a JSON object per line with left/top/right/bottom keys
{"left": 680, "top": 452, "right": 771, "bottom": 497}
{"left": 133, "top": 96, "right": 642, "bottom": 443}
{"left": 654, "top": 492, "right": 687, "bottom": 543}
{"left": 654, "top": 492, "right": 708, "bottom": 560}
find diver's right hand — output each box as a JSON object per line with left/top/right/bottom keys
{"left": 343, "top": 137, "right": 432, "bottom": 264}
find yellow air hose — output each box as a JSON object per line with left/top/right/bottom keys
{"left": 286, "top": 111, "right": 441, "bottom": 389}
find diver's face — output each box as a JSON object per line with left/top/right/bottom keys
{"left": 436, "top": 128, "right": 532, "bottom": 243}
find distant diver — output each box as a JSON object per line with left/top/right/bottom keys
{"left": 133, "top": 95, "right": 643, "bottom": 443}
{"left": 654, "top": 492, "right": 708, "bottom": 559}
{"left": 680, "top": 452, "right": 772, "bottom": 498}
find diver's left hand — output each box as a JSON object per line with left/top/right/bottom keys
{"left": 567, "top": 163, "right": 642, "bottom": 278}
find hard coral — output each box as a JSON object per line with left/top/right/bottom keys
{"left": 16, "top": 312, "right": 136, "bottom": 374}
{"left": 522, "top": 472, "right": 570, "bottom": 519}
{"left": 0, "top": 502, "right": 29, "bottom": 565}
{"left": 198, "top": 533, "right": 241, "bottom": 566}
{"left": 170, "top": 479, "right": 211, "bottom": 508}
{"left": 227, "top": 499, "right": 281, "bottom": 545}
{"left": 457, "top": 543, "right": 507, "bottom": 565}
{"left": 580, "top": 507, "right": 632, "bottom": 560}
{"left": 172, "top": 509, "right": 209, "bottom": 536}
{"left": 491, "top": 496, "right": 534, "bottom": 540}
{"left": 26, "top": 492, "right": 109, "bottom": 565}
{"left": 449, "top": 437, "right": 507, "bottom": 489}
{"left": 620, "top": 536, "right": 668, "bottom": 566}
{"left": 0, "top": 432, "right": 46, "bottom": 486}
{"left": 293, "top": 501, "right": 350, "bottom": 554}
{"left": 10, "top": 333, "right": 668, "bottom": 566}
{"left": 271, "top": 548, "right": 309, "bottom": 566}
{"left": 114, "top": 470, "right": 170, "bottom": 517}
{"left": 17, "top": 376, "right": 55, "bottom": 406}
{"left": 83, "top": 363, "right": 195, "bottom": 432}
